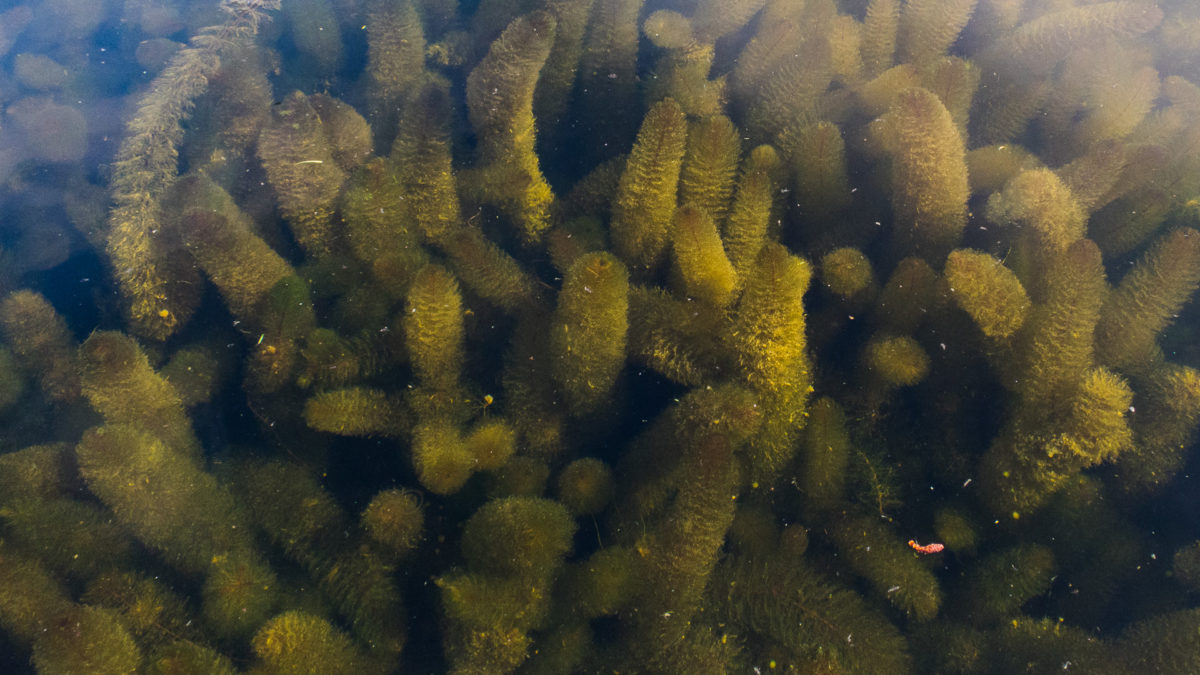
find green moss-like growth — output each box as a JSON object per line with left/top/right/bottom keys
{"left": 873, "top": 86, "right": 969, "bottom": 261}
{"left": 958, "top": 544, "right": 1056, "bottom": 625}
{"left": 304, "top": 387, "right": 409, "bottom": 437}
{"left": 722, "top": 144, "right": 779, "bottom": 285}
{"left": 829, "top": 511, "right": 943, "bottom": 621}
{"left": 143, "top": 641, "right": 238, "bottom": 675}
{"left": 251, "top": 611, "right": 372, "bottom": 675}
{"left": 556, "top": 457, "right": 615, "bottom": 516}
{"left": 245, "top": 274, "right": 317, "bottom": 394}
{"left": 678, "top": 114, "right": 741, "bottom": 226}
{"left": 0, "top": 541, "right": 73, "bottom": 646}
{"left": 1115, "top": 607, "right": 1200, "bottom": 672}
{"left": 624, "top": 433, "right": 739, "bottom": 663}
{"left": 864, "top": 333, "right": 930, "bottom": 388}
{"left": 0, "top": 290, "right": 80, "bottom": 402}
{"left": 411, "top": 420, "right": 476, "bottom": 495}
{"left": 82, "top": 572, "right": 197, "bottom": 649}
{"left": 550, "top": 251, "right": 630, "bottom": 415}
{"left": 610, "top": 98, "right": 688, "bottom": 273}
{"left": 171, "top": 176, "right": 295, "bottom": 321}
{"left": 229, "top": 459, "right": 406, "bottom": 659}
{"left": 944, "top": 248, "right": 1031, "bottom": 338}
{"left": 1096, "top": 228, "right": 1200, "bottom": 373}
{"left": 31, "top": 605, "right": 141, "bottom": 675}
{"left": 404, "top": 264, "right": 465, "bottom": 392}
{"left": 800, "top": 396, "right": 851, "bottom": 514}
{"left": 670, "top": 204, "right": 736, "bottom": 306}
{"left": 934, "top": 507, "right": 979, "bottom": 556}
{"left": 76, "top": 425, "right": 278, "bottom": 640}
{"left": 461, "top": 496, "right": 576, "bottom": 578}
{"left": 562, "top": 546, "right": 639, "bottom": 619}
{"left": 464, "top": 419, "right": 517, "bottom": 470}
{"left": 8, "top": 0, "right": 1200, "bottom": 671}
{"left": 0, "top": 497, "right": 136, "bottom": 581}
{"left": 715, "top": 553, "right": 913, "bottom": 672}
{"left": 465, "top": 12, "right": 558, "bottom": 244}
{"left": 439, "top": 496, "right": 576, "bottom": 673}
{"left": 821, "top": 247, "right": 874, "bottom": 300}
{"left": 78, "top": 330, "right": 202, "bottom": 461}
{"left": 256, "top": 91, "right": 347, "bottom": 258}
{"left": 361, "top": 489, "right": 425, "bottom": 558}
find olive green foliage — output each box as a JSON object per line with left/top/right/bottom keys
{"left": 228, "top": 459, "right": 407, "bottom": 657}
{"left": 0, "top": 290, "right": 79, "bottom": 402}
{"left": 361, "top": 489, "right": 425, "bottom": 558}
{"left": 105, "top": 0, "right": 279, "bottom": 340}
{"left": 872, "top": 86, "right": 970, "bottom": 261}
{"left": 438, "top": 497, "right": 575, "bottom": 672}
{"left": 829, "top": 511, "right": 943, "bottom": 621}
{"left": 78, "top": 330, "right": 202, "bottom": 461}
{"left": 958, "top": 544, "right": 1057, "bottom": 625}
{"left": 821, "top": 246, "right": 874, "bottom": 299}
{"left": 31, "top": 605, "right": 141, "bottom": 675}
{"left": 550, "top": 251, "right": 630, "bottom": 414}
{"left": 556, "top": 457, "right": 615, "bottom": 516}
{"left": 465, "top": 12, "right": 558, "bottom": 244}
{"left": 945, "top": 248, "right": 1031, "bottom": 338}
{"left": 715, "top": 553, "right": 913, "bottom": 672}
{"left": 251, "top": 611, "right": 371, "bottom": 675}
{"left": 4, "top": 0, "right": 1200, "bottom": 671}
{"left": 610, "top": 97, "right": 689, "bottom": 272}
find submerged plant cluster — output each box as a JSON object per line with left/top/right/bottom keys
{"left": 1, "top": 0, "right": 1200, "bottom": 672}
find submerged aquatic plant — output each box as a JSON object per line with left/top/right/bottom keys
{"left": 0, "top": 0, "right": 1199, "bottom": 672}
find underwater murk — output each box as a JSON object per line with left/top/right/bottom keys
{"left": 1, "top": 0, "right": 1200, "bottom": 672}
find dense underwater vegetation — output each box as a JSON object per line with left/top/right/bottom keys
{"left": 1, "top": 0, "right": 1200, "bottom": 671}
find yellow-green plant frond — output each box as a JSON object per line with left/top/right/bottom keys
{"left": 678, "top": 114, "right": 741, "bottom": 227}
{"left": 800, "top": 396, "right": 851, "bottom": 513}
{"left": 958, "top": 544, "right": 1056, "bottom": 625}
{"left": 1095, "top": 228, "right": 1200, "bottom": 373}
{"left": 715, "top": 553, "right": 913, "bottom": 672}
{"left": 439, "top": 224, "right": 545, "bottom": 313}
{"left": 984, "top": 2, "right": 1163, "bottom": 78}
{"left": 364, "top": 0, "right": 426, "bottom": 144}
{"left": 0, "top": 290, "right": 80, "bottom": 402}
{"left": 550, "top": 251, "right": 630, "bottom": 415}
{"left": 828, "top": 511, "right": 943, "bottom": 621}
{"left": 725, "top": 243, "right": 811, "bottom": 394}
{"left": 985, "top": 167, "right": 1086, "bottom": 297}
{"left": 723, "top": 144, "right": 780, "bottom": 284}
{"left": 864, "top": 333, "right": 930, "bottom": 388}
{"left": 861, "top": 0, "right": 900, "bottom": 78}
{"left": 465, "top": 11, "right": 558, "bottom": 243}
{"left": 1010, "top": 239, "right": 1106, "bottom": 409}
{"left": 1120, "top": 363, "right": 1200, "bottom": 492}
{"left": 944, "top": 248, "right": 1031, "bottom": 339}
{"left": 874, "top": 87, "right": 969, "bottom": 262}
{"left": 105, "top": 0, "right": 279, "bottom": 340}
{"left": 256, "top": 91, "right": 346, "bottom": 258}
{"left": 690, "top": 0, "right": 766, "bottom": 44}
{"left": 792, "top": 121, "right": 852, "bottom": 218}
{"left": 391, "top": 82, "right": 461, "bottom": 246}
{"left": 610, "top": 98, "right": 688, "bottom": 273}
{"left": 78, "top": 330, "right": 201, "bottom": 462}
{"left": 821, "top": 247, "right": 874, "bottom": 300}
{"left": 897, "top": 0, "right": 977, "bottom": 69}
{"left": 670, "top": 205, "right": 736, "bottom": 307}
{"left": 919, "top": 56, "right": 979, "bottom": 135}
{"left": 303, "top": 386, "right": 409, "bottom": 438}
{"left": 251, "top": 610, "right": 371, "bottom": 675}
{"left": 403, "top": 264, "right": 465, "bottom": 391}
